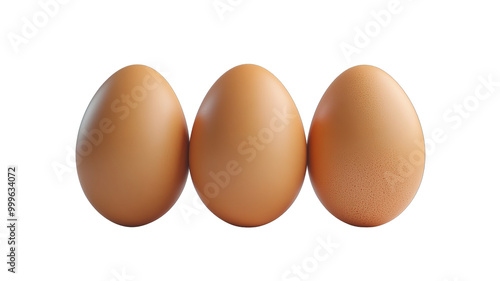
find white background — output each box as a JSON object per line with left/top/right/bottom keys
{"left": 1, "top": 0, "right": 499, "bottom": 280}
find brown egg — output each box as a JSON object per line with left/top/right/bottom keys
{"left": 189, "top": 64, "right": 307, "bottom": 227}
{"left": 76, "top": 65, "right": 188, "bottom": 227}
{"left": 308, "top": 65, "right": 425, "bottom": 227}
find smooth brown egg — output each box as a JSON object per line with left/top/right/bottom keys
{"left": 76, "top": 65, "right": 188, "bottom": 227}
{"left": 189, "top": 64, "right": 307, "bottom": 227}
{"left": 308, "top": 65, "right": 425, "bottom": 227}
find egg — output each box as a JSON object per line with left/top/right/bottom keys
{"left": 76, "top": 65, "right": 188, "bottom": 227}
{"left": 308, "top": 65, "right": 425, "bottom": 227}
{"left": 189, "top": 64, "right": 307, "bottom": 227}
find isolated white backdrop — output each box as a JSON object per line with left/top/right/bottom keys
{"left": 1, "top": 0, "right": 499, "bottom": 281}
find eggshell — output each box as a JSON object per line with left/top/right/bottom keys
{"left": 308, "top": 65, "right": 425, "bottom": 227}
{"left": 189, "top": 64, "right": 307, "bottom": 227}
{"left": 76, "top": 65, "right": 188, "bottom": 227}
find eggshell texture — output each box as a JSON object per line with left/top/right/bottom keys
{"left": 76, "top": 65, "right": 188, "bottom": 227}
{"left": 189, "top": 64, "right": 307, "bottom": 227}
{"left": 308, "top": 65, "right": 425, "bottom": 227}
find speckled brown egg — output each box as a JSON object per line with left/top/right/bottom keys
{"left": 189, "top": 64, "right": 307, "bottom": 227}
{"left": 308, "top": 65, "right": 425, "bottom": 227}
{"left": 76, "top": 65, "right": 188, "bottom": 227}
